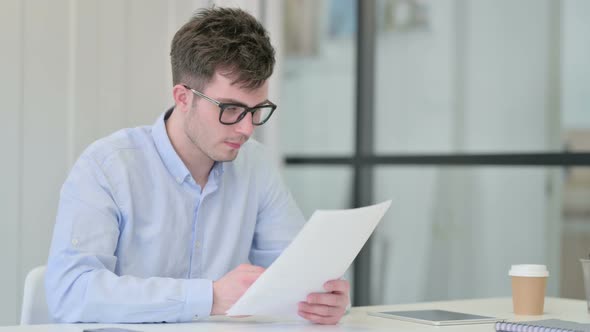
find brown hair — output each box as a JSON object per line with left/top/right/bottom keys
{"left": 170, "top": 7, "right": 275, "bottom": 90}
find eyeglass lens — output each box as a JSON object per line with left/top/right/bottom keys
{"left": 221, "top": 105, "right": 274, "bottom": 125}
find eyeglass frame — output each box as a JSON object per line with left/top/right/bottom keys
{"left": 182, "top": 84, "right": 277, "bottom": 126}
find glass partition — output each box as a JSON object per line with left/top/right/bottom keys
{"left": 280, "top": 0, "right": 590, "bottom": 305}
{"left": 280, "top": 0, "right": 357, "bottom": 156}
{"left": 283, "top": 166, "right": 353, "bottom": 218}
{"left": 370, "top": 166, "right": 577, "bottom": 304}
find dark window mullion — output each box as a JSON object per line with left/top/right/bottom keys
{"left": 286, "top": 152, "right": 590, "bottom": 166}
{"left": 353, "top": 0, "right": 376, "bottom": 306}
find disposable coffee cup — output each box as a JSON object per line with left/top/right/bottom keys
{"left": 508, "top": 264, "right": 549, "bottom": 315}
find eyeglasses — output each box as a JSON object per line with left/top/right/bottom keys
{"left": 183, "top": 85, "right": 276, "bottom": 126}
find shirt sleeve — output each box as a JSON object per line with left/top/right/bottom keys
{"left": 45, "top": 152, "right": 213, "bottom": 323}
{"left": 249, "top": 148, "right": 306, "bottom": 267}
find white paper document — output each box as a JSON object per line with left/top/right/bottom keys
{"left": 226, "top": 200, "right": 392, "bottom": 317}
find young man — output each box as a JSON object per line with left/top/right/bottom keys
{"left": 45, "top": 7, "right": 349, "bottom": 325}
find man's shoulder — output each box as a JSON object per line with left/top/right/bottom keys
{"left": 81, "top": 125, "right": 153, "bottom": 167}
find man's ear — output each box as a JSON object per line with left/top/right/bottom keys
{"left": 172, "top": 84, "right": 191, "bottom": 113}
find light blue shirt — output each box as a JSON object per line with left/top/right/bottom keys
{"left": 45, "top": 108, "right": 305, "bottom": 323}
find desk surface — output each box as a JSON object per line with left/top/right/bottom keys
{"left": 2, "top": 297, "right": 588, "bottom": 331}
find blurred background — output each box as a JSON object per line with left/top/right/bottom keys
{"left": 1, "top": 0, "right": 589, "bottom": 326}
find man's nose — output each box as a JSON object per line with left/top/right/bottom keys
{"left": 235, "top": 112, "right": 254, "bottom": 137}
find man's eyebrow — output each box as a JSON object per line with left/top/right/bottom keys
{"left": 217, "top": 98, "right": 271, "bottom": 107}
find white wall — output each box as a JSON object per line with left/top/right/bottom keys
{"left": 0, "top": 0, "right": 23, "bottom": 325}
{"left": 0, "top": 0, "right": 279, "bottom": 325}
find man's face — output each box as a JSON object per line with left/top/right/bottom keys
{"left": 183, "top": 72, "right": 269, "bottom": 162}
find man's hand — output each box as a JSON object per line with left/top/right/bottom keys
{"left": 298, "top": 279, "right": 350, "bottom": 325}
{"left": 211, "top": 264, "right": 265, "bottom": 315}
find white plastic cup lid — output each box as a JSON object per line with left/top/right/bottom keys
{"left": 508, "top": 264, "right": 549, "bottom": 277}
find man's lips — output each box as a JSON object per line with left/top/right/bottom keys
{"left": 224, "top": 141, "right": 242, "bottom": 149}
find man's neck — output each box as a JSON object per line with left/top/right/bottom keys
{"left": 165, "top": 108, "right": 214, "bottom": 188}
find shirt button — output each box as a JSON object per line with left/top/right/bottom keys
{"left": 71, "top": 238, "right": 79, "bottom": 246}
{"left": 176, "top": 177, "right": 182, "bottom": 183}
{"left": 195, "top": 241, "right": 201, "bottom": 249}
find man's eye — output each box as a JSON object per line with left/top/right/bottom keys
{"left": 225, "top": 106, "right": 243, "bottom": 113}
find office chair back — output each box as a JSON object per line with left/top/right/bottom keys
{"left": 20, "top": 265, "right": 51, "bottom": 325}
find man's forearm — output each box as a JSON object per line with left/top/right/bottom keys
{"left": 46, "top": 261, "right": 213, "bottom": 323}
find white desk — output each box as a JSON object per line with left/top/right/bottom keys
{"left": 2, "top": 297, "right": 588, "bottom": 331}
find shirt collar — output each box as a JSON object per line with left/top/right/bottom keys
{"left": 151, "top": 107, "right": 191, "bottom": 184}
{"left": 211, "top": 159, "right": 225, "bottom": 177}
{"left": 151, "top": 107, "right": 226, "bottom": 185}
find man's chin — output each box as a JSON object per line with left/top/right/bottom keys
{"left": 213, "top": 151, "right": 239, "bottom": 162}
